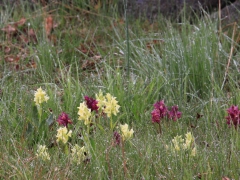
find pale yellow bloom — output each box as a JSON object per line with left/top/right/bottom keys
{"left": 171, "top": 132, "right": 197, "bottom": 156}
{"left": 36, "top": 145, "right": 50, "bottom": 161}
{"left": 103, "top": 93, "right": 120, "bottom": 117}
{"left": 172, "top": 135, "right": 184, "bottom": 151}
{"left": 77, "top": 102, "right": 91, "bottom": 125}
{"left": 56, "top": 127, "right": 72, "bottom": 144}
{"left": 183, "top": 132, "right": 194, "bottom": 150}
{"left": 71, "top": 144, "right": 87, "bottom": 165}
{"left": 95, "top": 91, "right": 120, "bottom": 117}
{"left": 191, "top": 147, "right": 197, "bottom": 156}
{"left": 34, "top": 87, "right": 49, "bottom": 106}
{"left": 120, "top": 123, "right": 134, "bottom": 141}
{"left": 95, "top": 90, "right": 106, "bottom": 110}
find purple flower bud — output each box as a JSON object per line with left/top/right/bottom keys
{"left": 153, "top": 100, "right": 168, "bottom": 119}
{"left": 151, "top": 109, "right": 161, "bottom": 123}
{"left": 84, "top": 96, "right": 98, "bottom": 112}
{"left": 226, "top": 105, "right": 240, "bottom": 128}
{"left": 57, "top": 112, "right": 72, "bottom": 127}
{"left": 113, "top": 131, "right": 121, "bottom": 145}
{"left": 168, "top": 105, "right": 182, "bottom": 121}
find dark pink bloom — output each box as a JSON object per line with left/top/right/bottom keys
{"left": 226, "top": 105, "right": 240, "bottom": 128}
{"left": 113, "top": 131, "right": 121, "bottom": 145}
{"left": 151, "top": 109, "right": 161, "bottom": 123}
{"left": 153, "top": 100, "right": 168, "bottom": 118}
{"left": 151, "top": 100, "right": 182, "bottom": 124}
{"left": 84, "top": 96, "right": 98, "bottom": 112}
{"left": 168, "top": 105, "right": 182, "bottom": 121}
{"left": 57, "top": 112, "right": 72, "bottom": 127}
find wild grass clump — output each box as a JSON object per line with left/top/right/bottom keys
{"left": 0, "top": 1, "right": 240, "bottom": 179}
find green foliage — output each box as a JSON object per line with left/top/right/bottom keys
{"left": 0, "top": 1, "right": 240, "bottom": 179}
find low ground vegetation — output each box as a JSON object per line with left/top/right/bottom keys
{"left": 0, "top": 1, "right": 240, "bottom": 179}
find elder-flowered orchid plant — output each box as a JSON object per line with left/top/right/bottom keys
{"left": 34, "top": 87, "right": 49, "bottom": 120}
{"left": 36, "top": 145, "right": 50, "bottom": 161}
{"left": 56, "top": 127, "right": 72, "bottom": 144}
{"left": 151, "top": 100, "right": 182, "bottom": 134}
{"left": 77, "top": 90, "right": 120, "bottom": 131}
{"left": 120, "top": 123, "right": 134, "bottom": 142}
{"left": 169, "top": 132, "right": 197, "bottom": 157}
{"left": 226, "top": 105, "right": 240, "bottom": 128}
{"left": 71, "top": 144, "right": 89, "bottom": 165}
{"left": 34, "top": 87, "right": 49, "bottom": 106}
{"left": 57, "top": 112, "right": 72, "bottom": 127}
{"left": 78, "top": 102, "right": 92, "bottom": 125}
{"left": 151, "top": 100, "right": 182, "bottom": 124}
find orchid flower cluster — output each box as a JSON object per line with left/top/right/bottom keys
{"left": 34, "top": 88, "right": 88, "bottom": 164}
{"left": 170, "top": 132, "right": 197, "bottom": 157}
{"left": 77, "top": 90, "right": 120, "bottom": 128}
{"left": 113, "top": 123, "right": 134, "bottom": 146}
{"left": 151, "top": 100, "right": 182, "bottom": 124}
{"left": 34, "top": 88, "right": 124, "bottom": 164}
{"left": 36, "top": 145, "right": 50, "bottom": 161}
{"left": 56, "top": 112, "right": 89, "bottom": 164}
{"left": 36, "top": 111, "right": 89, "bottom": 164}
{"left": 56, "top": 126, "right": 72, "bottom": 144}
{"left": 120, "top": 124, "right": 134, "bottom": 141}
{"left": 226, "top": 105, "right": 240, "bottom": 128}
{"left": 34, "top": 87, "right": 49, "bottom": 106}
{"left": 71, "top": 144, "right": 89, "bottom": 165}
{"left": 33, "top": 86, "right": 240, "bottom": 166}
{"left": 34, "top": 87, "right": 49, "bottom": 118}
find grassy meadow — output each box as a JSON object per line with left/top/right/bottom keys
{"left": 0, "top": 1, "right": 240, "bottom": 179}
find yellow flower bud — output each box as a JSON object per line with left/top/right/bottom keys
{"left": 120, "top": 123, "right": 134, "bottom": 141}
{"left": 34, "top": 87, "right": 49, "bottom": 106}
{"left": 56, "top": 127, "right": 72, "bottom": 144}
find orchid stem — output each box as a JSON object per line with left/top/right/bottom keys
{"left": 110, "top": 117, "right": 113, "bottom": 131}
{"left": 106, "top": 141, "right": 113, "bottom": 179}
{"left": 87, "top": 124, "right": 90, "bottom": 135}
{"left": 121, "top": 138, "right": 128, "bottom": 178}
{"left": 158, "top": 123, "right": 162, "bottom": 134}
